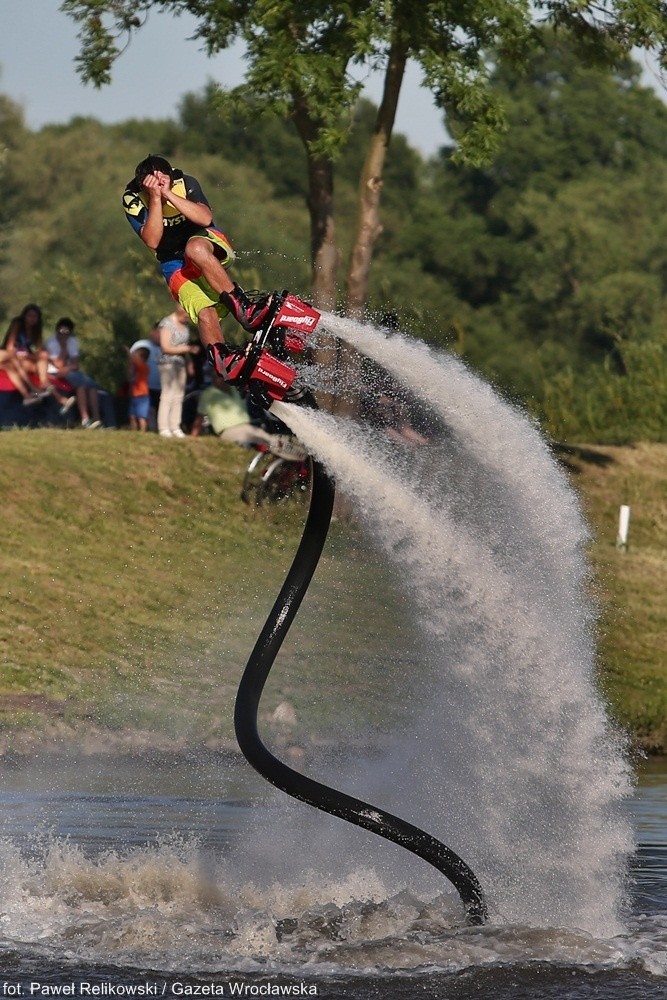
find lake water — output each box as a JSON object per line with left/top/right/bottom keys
{"left": 0, "top": 750, "right": 664, "bottom": 999}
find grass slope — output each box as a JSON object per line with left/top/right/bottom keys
{"left": 564, "top": 442, "right": 667, "bottom": 754}
{"left": 0, "top": 429, "right": 412, "bottom": 753}
{"left": 0, "top": 430, "right": 664, "bottom": 755}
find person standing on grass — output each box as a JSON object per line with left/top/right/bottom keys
{"left": 123, "top": 154, "right": 270, "bottom": 380}
{"left": 126, "top": 344, "right": 151, "bottom": 432}
{"left": 157, "top": 305, "right": 199, "bottom": 438}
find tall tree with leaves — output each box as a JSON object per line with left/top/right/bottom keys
{"left": 56, "top": 0, "right": 523, "bottom": 312}
{"left": 62, "top": 0, "right": 667, "bottom": 317}
{"left": 389, "top": 34, "right": 667, "bottom": 420}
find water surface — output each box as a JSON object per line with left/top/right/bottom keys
{"left": 0, "top": 752, "right": 663, "bottom": 998}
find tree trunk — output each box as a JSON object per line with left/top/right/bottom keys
{"left": 292, "top": 104, "right": 340, "bottom": 311}
{"left": 345, "top": 37, "right": 408, "bottom": 319}
{"left": 308, "top": 155, "right": 340, "bottom": 311}
{"left": 291, "top": 102, "right": 341, "bottom": 414}
{"left": 334, "top": 35, "right": 408, "bottom": 454}
{"left": 306, "top": 153, "right": 341, "bottom": 413}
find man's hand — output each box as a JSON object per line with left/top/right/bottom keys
{"left": 142, "top": 170, "right": 212, "bottom": 227}
{"left": 138, "top": 171, "right": 171, "bottom": 247}
{"left": 139, "top": 167, "right": 212, "bottom": 238}
{"left": 141, "top": 172, "right": 171, "bottom": 201}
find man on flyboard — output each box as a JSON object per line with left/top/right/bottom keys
{"left": 123, "top": 154, "right": 281, "bottom": 383}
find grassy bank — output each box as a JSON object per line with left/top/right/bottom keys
{"left": 563, "top": 442, "right": 667, "bottom": 754}
{"left": 0, "top": 430, "right": 664, "bottom": 754}
{"left": 0, "top": 429, "right": 414, "bottom": 754}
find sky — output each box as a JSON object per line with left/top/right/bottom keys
{"left": 2, "top": 2, "right": 449, "bottom": 157}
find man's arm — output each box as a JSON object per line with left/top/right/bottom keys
{"left": 138, "top": 181, "right": 167, "bottom": 250}
{"left": 161, "top": 189, "right": 213, "bottom": 229}
{"left": 144, "top": 173, "right": 213, "bottom": 243}
{"left": 67, "top": 337, "right": 81, "bottom": 371}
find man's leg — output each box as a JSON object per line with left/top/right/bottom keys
{"left": 76, "top": 385, "right": 90, "bottom": 422}
{"left": 184, "top": 237, "right": 234, "bottom": 297}
{"left": 197, "top": 305, "right": 225, "bottom": 350}
{"left": 185, "top": 237, "right": 270, "bottom": 332}
{"left": 196, "top": 305, "right": 239, "bottom": 379}
{"left": 171, "top": 259, "right": 250, "bottom": 379}
{"left": 88, "top": 387, "right": 101, "bottom": 423}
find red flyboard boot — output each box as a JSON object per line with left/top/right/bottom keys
{"left": 206, "top": 343, "right": 297, "bottom": 402}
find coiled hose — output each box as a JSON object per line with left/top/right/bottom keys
{"left": 234, "top": 456, "right": 488, "bottom": 925}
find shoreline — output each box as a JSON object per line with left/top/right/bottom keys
{"left": 0, "top": 718, "right": 662, "bottom": 763}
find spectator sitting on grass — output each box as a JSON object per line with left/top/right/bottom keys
{"left": 4, "top": 303, "right": 72, "bottom": 410}
{"left": 45, "top": 317, "right": 101, "bottom": 428}
{"left": 0, "top": 346, "right": 53, "bottom": 406}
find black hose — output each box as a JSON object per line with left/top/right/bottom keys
{"left": 234, "top": 457, "right": 488, "bottom": 925}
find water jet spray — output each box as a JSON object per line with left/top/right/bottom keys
{"left": 226, "top": 298, "right": 488, "bottom": 926}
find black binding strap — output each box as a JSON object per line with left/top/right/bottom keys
{"left": 234, "top": 457, "right": 487, "bottom": 925}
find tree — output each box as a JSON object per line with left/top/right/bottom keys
{"left": 62, "top": 0, "right": 367, "bottom": 309}
{"left": 389, "top": 34, "right": 667, "bottom": 416}
{"left": 3, "top": 67, "right": 667, "bottom": 440}
{"left": 0, "top": 87, "right": 27, "bottom": 276}
{"left": 53, "top": 1, "right": 519, "bottom": 312}
{"left": 60, "top": 0, "right": 667, "bottom": 320}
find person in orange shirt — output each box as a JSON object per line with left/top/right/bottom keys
{"left": 126, "top": 344, "right": 151, "bottom": 431}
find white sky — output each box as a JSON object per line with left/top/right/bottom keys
{"left": 2, "top": 1, "right": 449, "bottom": 157}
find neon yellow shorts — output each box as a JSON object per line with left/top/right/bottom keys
{"left": 167, "top": 228, "right": 236, "bottom": 325}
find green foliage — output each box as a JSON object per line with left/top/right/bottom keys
{"left": 0, "top": 112, "right": 313, "bottom": 388}
{"left": 542, "top": 339, "right": 667, "bottom": 443}
{"left": 58, "top": 0, "right": 585, "bottom": 165}
{"left": 178, "top": 83, "right": 308, "bottom": 199}
{"left": 380, "top": 34, "right": 667, "bottom": 431}
{"left": 0, "top": 93, "right": 27, "bottom": 267}
{"left": 60, "top": 0, "right": 667, "bottom": 328}
{"left": 4, "top": 23, "right": 667, "bottom": 441}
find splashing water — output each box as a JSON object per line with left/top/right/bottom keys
{"left": 0, "top": 320, "right": 646, "bottom": 980}
{"left": 268, "top": 316, "right": 634, "bottom": 937}
{"left": 0, "top": 833, "right": 641, "bottom": 976}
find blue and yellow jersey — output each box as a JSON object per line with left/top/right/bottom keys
{"left": 122, "top": 169, "right": 216, "bottom": 280}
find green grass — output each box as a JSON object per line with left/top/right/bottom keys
{"left": 0, "top": 429, "right": 665, "bottom": 755}
{"left": 0, "top": 429, "right": 412, "bottom": 751}
{"left": 563, "top": 442, "right": 667, "bottom": 753}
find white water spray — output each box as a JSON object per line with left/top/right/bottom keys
{"left": 267, "top": 320, "right": 634, "bottom": 936}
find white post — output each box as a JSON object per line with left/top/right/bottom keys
{"left": 617, "top": 505, "right": 631, "bottom": 550}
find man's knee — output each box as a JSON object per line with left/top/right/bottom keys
{"left": 185, "top": 237, "right": 213, "bottom": 266}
